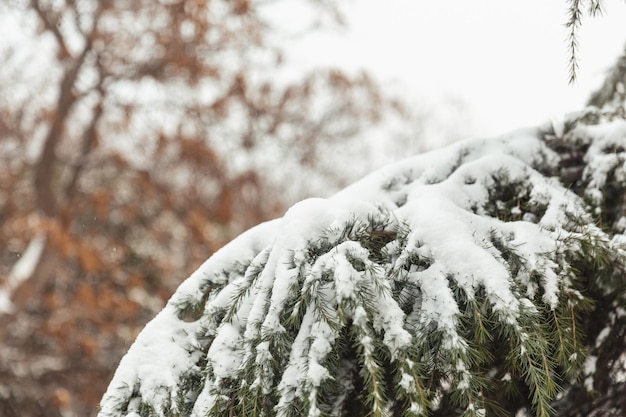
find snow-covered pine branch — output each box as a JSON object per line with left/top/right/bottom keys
{"left": 99, "top": 111, "right": 626, "bottom": 417}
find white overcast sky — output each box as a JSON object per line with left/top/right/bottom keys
{"left": 278, "top": 0, "right": 626, "bottom": 140}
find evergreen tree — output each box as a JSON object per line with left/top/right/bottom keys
{"left": 98, "top": 105, "right": 626, "bottom": 416}
{"left": 98, "top": 3, "right": 626, "bottom": 416}
{"left": 587, "top": 45, "right": 626, "bottom": 111}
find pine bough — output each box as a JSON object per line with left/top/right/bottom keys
{"left": 99, "top": 113, "right": 626, "bottom": 417}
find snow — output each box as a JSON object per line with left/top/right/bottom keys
{"left": 595, "top": 326, "right": 612, "bottom": 348}
{"left": 100, "top": 304, "right": 206, "bottom": 417}
{"left": 584, "top": 355, "right": 598, "bottom": 392}
{"left": 612, "top": 352, "right": 626, "bottom": 384}
{"left": 208, "top": 322, "right": 243, "bottom": 381}
{"left": 575, "top": 121, "right": 626, "bottom": 208}
{"left": 276, "top": 307, "right": 317, "bottom": 413}
{"left": 0, "top": 233, "right": 46, "bottom": 314}
{"left": 99, "top": 117, "right": 626, "bottom": 417}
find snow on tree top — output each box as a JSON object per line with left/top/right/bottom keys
{"left": 99, "top": 115, "right": 626, "bottom": 417}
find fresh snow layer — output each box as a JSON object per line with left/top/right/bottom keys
{"left": 99, "top": 118, "right": 626, "bottom": 417}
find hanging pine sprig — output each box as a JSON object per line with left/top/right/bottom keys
{"left": 566, "top": 0, "right": 607, "bottom": 83}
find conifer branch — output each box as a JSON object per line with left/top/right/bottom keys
{"left": 566, "top": 0, "right": 584, "bottom": 84}
{"left": 99, "top": 119, "right": 626, "bottom": 417}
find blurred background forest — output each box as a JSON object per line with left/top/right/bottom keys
{"left": 2, "top": 0, "right": 625, "bottom": 416}
{"left": 0, "top": 1, "right": 445, "bottom": 416}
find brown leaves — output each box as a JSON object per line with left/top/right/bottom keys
{"left": 178, "top": 136, "right": 223, "bottom": 170}
{"left": 92, "top": 190, "right": 110, "bottom": 220}
{"left": 76, "top": 245, "right": 104, "bottom": 274}
{"left": 232, "top": 0, "right": 251, "bottom": 16}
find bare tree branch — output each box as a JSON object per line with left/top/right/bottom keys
{"left": 30, "top": 0, "right": 71, "bottom": 60}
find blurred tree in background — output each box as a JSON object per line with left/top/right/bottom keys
{"left": 587, "top": 44, "right": 626, "bottom": 110}
{"left": 0, "top": 1, "right": 408, "bottom": 416}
